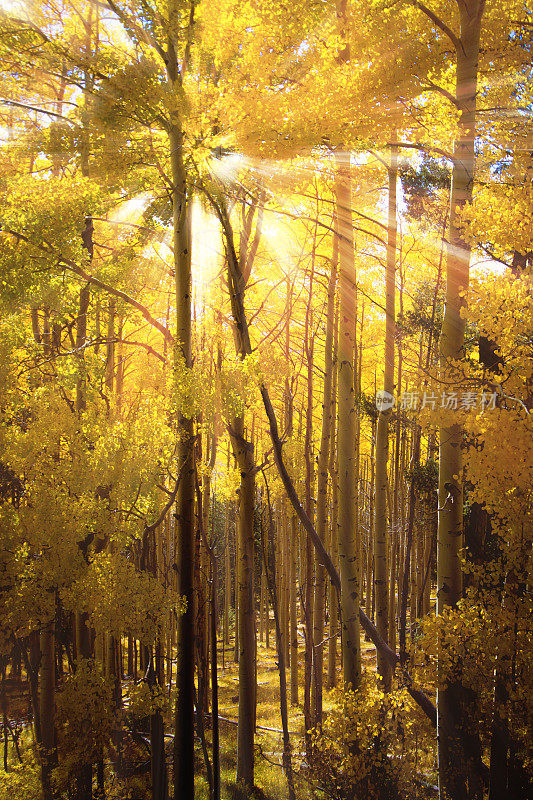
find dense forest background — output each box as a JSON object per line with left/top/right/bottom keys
{"left": 0, "top": 1, "right": 532, "bottom": 799}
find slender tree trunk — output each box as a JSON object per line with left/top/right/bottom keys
{"left": 390, "top": 324, "right": 402, "bottom": 648}
{"left": 224, "top": 501, "right": 231, "bottom": 651}
{"left": 1, "top": 663, "right": 8, "bottom": 772}
{"left": 195, "top": 436, "right": 208, "bottom": 717}
{"left": 104, "top": 305, "right": 122, "bottom": 724}
{"left": 115, "top": 316, "right": 124, "bottom": 417}
{"left": 261, "top": 491, "right": 296, "bottom": 800}
{"left": 260, "top": 561, "right": 265, "bottom": 644}
{"left": 233, "top": 506, "right": 240, "bottom": 664}
{"left": 436, "top": 5, "right": 485, "bottom": 798}
{"left": 151, "top": 697, "right": 168, "bottom": 800}
{"left": 140, "top": 517, "right": 168, "bottom": 800}
{"left": 356, "top": 305, "right": 364, "bottom": 630}
{"left": 312, "top": 221, "right": 338, "bottom": 724}
{"left": 127, "top": 636, "right": 134, "bottom": 677}
{"left": 303, "top": 313, "right": 315, "bottom": 747}
{"left": 196, "top": 470, "right": 221, "bottom": 800}
{"left": 422, "top": 521, "right": 433, "bottom": 616}
{"left": 265, "top": 549, "right": 270, "bottom": 649}
{"left": 366, "top": 428, "right": 376, "bottom": 623}
{"left": 106, "top": 635, "right": 121, "bottom": 709}
{"left": 39, "top": 620, "right": 56, "bottom": 800}
{"left": 282, "top": 509, "right": 290, "bottom": 667}
{"left": 204, "top": 437, "right": 217, "bottom": 706}
{"left": 335, "top": 153, "right": 361, "bottom": 690}
{"left": 211, "top": 561, "right": 221, "bottom": 800}
{"left": 74, "top": 281, "right": 93, "bottom": 800}
{"left": 388, "top": 514, "right": 397, "bottom": 654}
{"left": 169, "top": 117, "right": 195, "bottom": 800}
{"left": 416, "top": 512, "right": 426, "bottom": 619}
{"left": 230, "top": 416, "right": 256, "bottom": 789}
{"left": 488, "top": 537, "right": 528, "bottom": 800}
{"left": 289, "top": 514, "right": 299, "bottom": 704}
{"left": 105, "top": 300, "right": 115, "bottom": 397}
{"left": 327, "top": 295, "right": 340, "bottom": 689}
{"left": 399, "top": 428, "right": 421, "bottom": 663}
{"left": 75, "top": 285, "right": 90, "bottom": 414}
{"left": 374, "top": 145, "right": 397, "bottom": 692}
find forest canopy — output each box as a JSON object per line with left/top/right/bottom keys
{"left": 0, "top": 2, "right": 531, "bottom": 800}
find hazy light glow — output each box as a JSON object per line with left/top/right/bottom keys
{"left": 111, "top": 192, "right": 151, "bottom": 225}
{"left": 0, "top": 0, "right": 27, "bottom": 13}
{"left": 209, "top": 152, "right": 244, "bottom": 186}
{"left": 191, "top": 197, "right": 222, "bottom": 305}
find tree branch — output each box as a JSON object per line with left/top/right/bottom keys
{"left": 421, "top": 79, "right": 461, "bottom": 109}
{"left": 0, "top": 98, "right": 79, "bottom": 124}
{"left": 1, "top": 227, "right": 174, "bottom": 345}
{"left": 411, "top": 1, "right": 461, "bottom": 50}
{"left": 395, "top": 141, "right": 455, "bottom": 162}
{"left": 104, "top": 0, "right": 167, "bottom": 64}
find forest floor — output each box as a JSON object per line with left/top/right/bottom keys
{"left": 192, "top": 631, "right": 380, "bottom": 800}
{"left": 2, "top": 630, "right": 418, "bottom": 799}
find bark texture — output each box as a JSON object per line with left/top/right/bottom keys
{"left": 335, "top": 154, "right": 361, "bottom": 690}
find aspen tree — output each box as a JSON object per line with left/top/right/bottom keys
{"left": 233, "top": 508, "right": 240, "bottom": 665}
{"left": 92, "top": 0, "right": 199, "bottom": 792}
{"left": 389, "top": 301, "right": 403, "bottom": 654}
{"left": 260, "top": 484, "right": 296, "bottom": 800}
{"left": 259, "top": 560, "right": 265, "bottom": 644}
{"left": 165, "top": 516, "right": 173, "bottom": 685}
{"left": 265, "top": 525, "right": 270, "bottom": 650}
{"left": 335, "top": 153, "right": 361, "bottom": 690}
{"left": 104, "top": 305, "right": 122, "bottom": 715}
{"left": 199, "top": 404, "right": 217, "bottom": 714}
{"left": 210, "top": 193, "right": 261, "bottom": 789}
{"left": 171, "top": 191, "right": 195, "bottom": 797}
{"left": 284, "top": 512, "right": 290, "bottom": 666}
{"left": 164, "top": 3, "right": 196, "bottom": 790}
{"left": 281, "top": 507, "right": 290, "bottom": 667}
{"left": 327, "top": 295, "right": 340, "bottom": 689}
{"left": 356, "top": 304, "right": 364, "bottom": 629}
{"left": 230, "top": 402, "right": 256, "bottom": 788}
{"left": 105, "top": 300, "right": 115, "bottom": 398}
{"left": 115, "top": 316, "right": 125, "bottom": 416}
{"left": 224, "top": 499, "right": 231, "bottom": 651}
{"left": 366, "top": 433, "right": 376, "bottom": 623}
{"left": 489, "top": 534, "right": 530, "bottom": 800}
{"left": 312, "top": 219, "right": 338, "bottom": 724}
{"left": 411, "top": 2, "right": 487, "bottom": 795}
{"left": 28, "top": 308, "right": 57, "bottom": 800}
{"left": 282, "top": 276, "right": 298, "bottom": 699}
{"left": 276, "top": 510, "right": 284, "bottom": 656}
{"left": 195, "top": 427, "right": 209, "bottom": 716}
{"left": 39, "top": 619, "right": 55, "bottom": 800}
{"left": 303, "top": 243, "right": 316, "bottom": 743}
{"left": 73, "top": 275, "right": 94, "bottom": 800}
{"left": 289, "top": 514, "right": 299, "bottom": 705}
{"left": 374, "top": 145, "right": 398, "bottom": 691}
